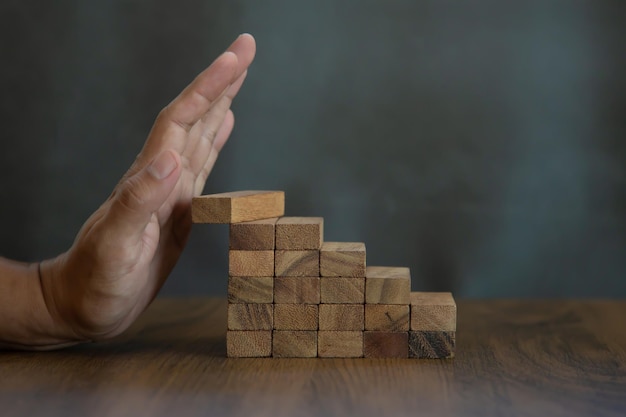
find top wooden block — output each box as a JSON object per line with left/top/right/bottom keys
{"left": 410, "top": 292, "right": 456, "bottom": 331}
{"left": 276, "top": 217, "right": 324, "bottom": 250}
{"left": 365, "top": 266, "right": 411, "bottom": 304}
{"left": 192, "top": 191, "right": 285, "bottom": 224}
{"left": 320, "top": 242, "right": 366, "bottom": 277}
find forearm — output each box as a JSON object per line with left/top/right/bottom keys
{"left": 0, "top": 257, "right": 78, "bottom": 350}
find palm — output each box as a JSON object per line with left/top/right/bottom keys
{"left": 43, "top": 35, "right": 256, "bottom": 341}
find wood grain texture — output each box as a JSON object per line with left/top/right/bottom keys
{"left": 365, "top": 266, "right": 411, "bottom": 304}
{"left": 320, "top": 277, "right": 365, "bottom": 304}
{"left": 229, "top": 250, "right": 274, "bottom": 277}
{"left": 275, "top": 250, "right": 320, "bottom": 277}
{"left": 320, "top": 242, "right": 366, "bottom": 277}
{"left": 227, "top": 277, "right": 273, "bottom": 304}
{"left": 275, "top": 217, "right": 324, "bottom": 250}
{"left": 410, "top": 292, "right": 457, "bottom": 331}
{"left": 273, "top": 304, "right": 318, "bottom": 330}
{"left": 272, "top": 331, "right": 317, "bottom": 358}
{"left": 227, "top": 331, "right": 272, "bottom": 357}
{"left": 363, "top": 331, "right": 408, "bottom": 358}
{"left": 229, "top": 218, "right": 278, "bottom": 250}
{"left": 274, "top": 277, "right": 320, "bottom": 304}
{"left": 227, "top": 303, "right": 273, "bottom": 330}
{"left": 408, "top": 331, "right": 455, "bottom": 359}
{"left": 192, "top": 191, "right": 285, "bottom": 223}
{"left": 318, "top": 331, "right": 364, "bottom": 358}
{"left": 364, "top": 304, "right": 409, "bottom": 331}
{"left": 3, "top": 299, "right": 626, "bottom": 417}
{"left": 319, "top": 304, "right": 364, "bottom": 331}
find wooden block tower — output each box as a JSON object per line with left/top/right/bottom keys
{"left": 192, "top": 190, "right": 456, "bottom": 359}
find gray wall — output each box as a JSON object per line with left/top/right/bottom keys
{"left": 1, "top": 1, "right": 625, "bottom": 297}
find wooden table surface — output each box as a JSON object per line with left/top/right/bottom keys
{"left": 1, "top": 298, "right": 625, "bottom": 417}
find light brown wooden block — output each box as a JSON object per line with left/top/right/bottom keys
{"left": 192, "top": 190, "right": 285, "bottom": 224}
{"left": 365, "top": 266, "right": 411, "bottom": 304}
{"left": 273, "top": 304, "right": 318, "bottom": 330}
{"left": 320, "top": 242, "right": 366, "bottom": 277}
{"left": 318, "top": 331, "right": 363, "bottom": 358}
{"left": 227, "top": 277, "right": 273, "bottom": 304}
{"left": 227, "top": 303, "right": 273, "bottom": 330}
{"left": 272, "top": 331, "right": 318, "bottom": 358}
{"left": 229, "top": 250, "right": 274, "bottom": 277}
{"left": 227, "top": 330, "right": 272, "bottom": 357}
{"left": 320, "top": 277, "right": 365, "bottom": 304}
{"left": 274, "top": 277, "right": 320, "bottom": 304}
{"left": 275, "top": 217, "right": 324, "bottom": 250}
{"left": 319, "top": 304, "right": 364, "bottom": 331}
{"left": 410, "top": 292, "right": 457, "bottom": 331}
{"left": 409, "top": 331, "right": 455, "bottom": 359}
{"left": 364, "top": 304, "right": 410, "bottom": 331}
{"left": 229, "top": 217, "right": 278, "bottom": 250}
{"left": 275, "top": 250, "right": 319, "bottom": 277}
{"left": 363, "top": 331, "right": 409, "bottom": 358}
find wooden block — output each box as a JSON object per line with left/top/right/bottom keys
{"left": 272, "top": 331, "right": 318, "bottom": 358}
{"left": 192, "top": 190, "right": 284, "bottom": 224}
{"left": 226, "top": 331, "right": 272, "bottom": 357}
{"left": 275, "top": 250, "right": 319, "bottom": 277}
{"left": 363, "top": 331, "right": 409, "bottom": 358}
{"left": 275, "top": 217, "right": 324, "bottom": 250}
{"left": 319, "top": 304, "right": 364, "bottom": 331}
{"left": 227, "top": 277, "right": 273, "bottom": 304}
{"left": 410, "top": 292, "right": 457, "bottom": 331}
{"left": 320, "top": 277, "right": 365, "bottom": 304}
{"left": 364, "top": 304, "right": 409, "bottom": 331}
{"left": 320, "top": 242, "right": 366, "bottom": 277}
{"left": 227, "top": 303, "right": 273, "bottom": 330}
{"left": 274, "top": 277, "right": 320, "bottom": 304}
{"left": 273, "top": 304, "right": 318, "bottom": 330}
{"left": 365, "top": 266, "right": 411, "bottom": 304}
{"left": 318, "top": 331, "right": 363, "bottom": 358}
{"left": 229, "top": 217, "right": 278, "bottom": 250}
{"left": 409, "top": 331, "right": 455, "bottom": 359}
{"left": 229, "top": 250, "right": 274, "bottom": 277}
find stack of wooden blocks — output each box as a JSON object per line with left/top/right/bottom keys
{"left": 192, "top": 190, "right": 456, "bottom": 359}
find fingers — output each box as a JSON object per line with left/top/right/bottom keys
{"left": 106, "top": 150, "right": 182, "bottom": 243}
{"left": 134, "top": 34, "right": 256, "bottom": 172}
{"left": 193, "top": 110, "right": 235, "bottom": 196}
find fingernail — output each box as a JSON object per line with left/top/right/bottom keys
{"left": 147, "top": 150, "right": 177, "bottom": 180}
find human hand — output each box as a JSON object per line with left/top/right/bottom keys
{"left": 38, "top": 34, "right": 256, "bottom": 345}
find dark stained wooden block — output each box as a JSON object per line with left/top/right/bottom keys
{"left": 363, "top": 331, "right": 409, "bottom": 358}
{"left": 226, "top": 330, "right": 272, "bottom": 357}
{"left": 275, "top": 250, "right": 320, "bottom": 277}
{"left": 320, "top": 242, "right": 366, "bottom": 277}
{"left": 276, "top": 217, "right": 324, "bottom": 250}
{"left": 365, "top": 304, "right": 409, "bottom": 332}
{"left": 320, "top": 277, "right": 365, "bottom": 304}
{"left": 273, "top": 304, "right": 319, "bottom": 330}
{"left": 272, "top": 331, "right": 318, "bottom": 358}
{"left": 229, "top": 217, "right": 278, "bottom": 250}
{"left": 274, "top": 277, "right": 320, "bottom": 304}
{"left": 319, "top": 304, "right": 364, "bottom": 331}
{"left": 408, "top": 331, "right": 455, "bottom": 359}
{"left": 227, "top": 303, "right": 273, "bottom": 330}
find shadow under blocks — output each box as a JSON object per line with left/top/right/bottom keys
{"left": 192, "top": 190, "right": 456, "bottom": 358}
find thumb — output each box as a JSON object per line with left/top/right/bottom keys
{"left": 106, "top": 149, "right": 181, "bottom": 240}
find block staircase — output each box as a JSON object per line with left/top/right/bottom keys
{"left": 192, "top": 190, "right": 456, "bottom": 358}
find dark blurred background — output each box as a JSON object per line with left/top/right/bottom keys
{"left": 1, "top": 1, "right": 625, "bottom": 297}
